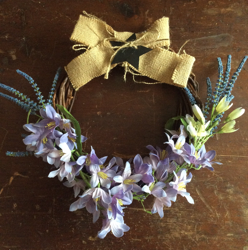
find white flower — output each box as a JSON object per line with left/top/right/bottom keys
{"left": 225, "top": 107, "right": 245, "bottom": 122}
{"left": 215, "top": 96, "right": 233, "bottom": 115}
{"left": 47, "top": 142, "right": 72, "bottom": 164}
{"left": 169, "top": 169, "right": 194, "bottom": 204}
{"left": 98, "top": 214, "right": 130, "bottom": 239}
{"left": 48, "top": 162, "right": 74, "bottom": 181}
{"left": 59, "top": 142, "right": 71, "bottom": 162}
{"left": 187, "top": 121, "right": 197, "bottom": 137}
{"left": 165, "top": 127, "right": 187, "bottom": 154}
{"left": 192, "top": 104, "right": 205, "bottom": 124}
{"left": 186, "top": 115, "right": 210, "bottom": 138}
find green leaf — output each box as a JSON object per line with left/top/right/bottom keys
{"left": 180, "top": 117, "right": 188, "bottom": 129}
{"left": 56, "top": 104, "right": 83, "bottom": 155}
{"left": 164, "top": 116, "right": 187, "bottom": 130}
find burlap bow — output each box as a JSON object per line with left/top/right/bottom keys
{"left": 65, "top": 12, "right": 195, "bottom": 91}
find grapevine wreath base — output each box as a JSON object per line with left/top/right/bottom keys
{"left": 52, "top": 70, "right": 202, "bottom": 117}
{"left": 0, "top": 11, "right": 247, "bottom": 239}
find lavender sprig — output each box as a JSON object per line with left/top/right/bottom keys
{"left": 6, "top": 151, "right": 33, "bottom": 157}
{"left": 0, "top": 83, "right": 39, "bottom": 111}
{"left": 47, "top": 67, "right": 61, "bottom": 105}
{"left": 212, "top": 57, "right": 224, "bottom": 105}
{"left": 0, "top": 92, "right": 36, "bottom": 114}
{"left": 225, "top": 55, "right": 248, "bottom": 101}
{"left": 203, "top": 77, "right": 212, "bottom": 119}
{"left": 16, "top": 69, "right": 45, "bottom": 106}
{"left": 219, "top": 55, "right": 232, "bottom": 98}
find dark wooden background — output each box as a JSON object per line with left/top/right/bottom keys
{"left": 0, "top": 0, "right": 248, "bottom": 249}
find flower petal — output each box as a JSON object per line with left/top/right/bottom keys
{"left": 100, "top": 190, "right": 112, "bottom": 204}
{"left": 48, "top": 169, "right": 59, "bottom": 178}
{"left": 134, "top": 154, "right": 143, "bottom": 168}
{"left": 152, "top": 188, "right": 166, "bottom": 198}
{"left": 129, "top": 174, "right": 142, "bottom": 182}
{"left": 100, "top": 178, "right": 111, "bottom": 189}
{"left": 90, "top": 174, "right": 99, "bottom": 188}
{"left": 47, "top": 155, "right": 55, "bottom": 165}
{"left": 113, "top": 175, "right": 123, "bottom": 183}
{"left": 77, "top": 155, "right": 87, "bottom": 166}
{"left": 123, "top": 162, "right": 131, "bottom": 179}
{"left": 93, "top": 210, "right": 100, "bottom": 223}
{"left": 141, "top": 185, "right": 151, "bottom": 194}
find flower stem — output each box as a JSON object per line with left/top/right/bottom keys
{"left": 140, "top": 201, "right": 152, "bottom": 215}
{"left": 80, "top": 170, "right": 91, "bottom": 188}
{"left": 26, "top": 109, "right": 32, "bottom": 124}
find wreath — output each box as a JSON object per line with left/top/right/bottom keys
{"left": 0, "top": 12, "right": 246, "bottom": 239}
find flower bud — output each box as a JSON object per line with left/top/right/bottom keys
{"left": 218, "top": 120, "right": 237, "bottom": 134}
{"left": 192, "top": 104, "right": 205, "bottom": 124}
{"left": 225, "top": 107, "right": 245, "bottom": 122}
{"left": 215, "top": 96, "right": 233, "bottom": 115}
{"left": 187, "top": 122, "right": 197, "bottom": 137}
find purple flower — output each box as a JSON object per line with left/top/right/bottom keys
{"left": 35, "top": 145, "right": 60, "bottom": 167}
{"left": 115, "top": 157, "right": 125, "bottom": 171}
{"left": 183, "top": 144, "right": 221, "bottom": 171}
{"left": 59, "top": 130, "right": 87, "bottom": 151}
{"left": 98, "top": 213, "right": 130, "bottom": 239}
{"left": 35, "top": 105, "right": 62, "bottom": 132}
{"left": 76, "top": 155, "right": 87, "bottom": 169}
{"left": 164, "top": 125, "right": 188, "bottom": 161}
{"left": 165, "top": 131, "right": 186, "bottom": 156}
{"left": 107, "top": 189, "right": 132, "bottom": 219}
{"left": 60, "top": 118, "right": 72, "bottom": 132}
{"left": 145, "top": 145, "right": 170, "bottom": 170}
{"left": 70, "top": 187, "right": 112, "bottom": 223}
{"left": 155, "top": 158, "right": 170, "bottom": 181}
{"left": 142, "top": 182, "right": 167, "bottom": 198}
{"left": 142, "top": 182, "right": 174, "bottom": 218}
{"left": 48, "top": 162, "right": 76, "bottom": 182}
{"left": 168, "top": 125, "right": 188, "bottom": 140}
{"left": 23, "top": 121, "right": 63, "bottom": 154}
{"left": 169, "top": 169, "right": 194, "bottom": 204}
{"left": 151, "top": 187, "right": 177, "bottom": 218}
{"left": 24, "top": 105, "right": 63, "bottom": 154}
{"left": 48, "top": 153, "right": 61, "bottom": 168}
{"left": 112, "top": 162, "right": 142, "bottom": 194}
{"left": 47, "top": 142, "right": 71, "bottom": 167}
{"left": 84, "top": 146, "right": 107, "bottom": 171}
{"left": 89, "top": 158, "right": 117, "bottom": 188}
{"left": 63, "top": 179, "right": 85, "bottom": 197}
{"left": 133, "top": 154, "right": 154, "bottom": 184}
{"left": 23, "top": 124, "right": 51, "bottom": 152}
{"left": 59, "top": 133, "right": 75, "bottom": 151}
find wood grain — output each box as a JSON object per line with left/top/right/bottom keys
{"left": 0, "top": 0, "right": 248, "bottom": 249}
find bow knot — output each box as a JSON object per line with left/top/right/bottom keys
{"left": 65, "top": 12, "right": 195, "bottom": 91}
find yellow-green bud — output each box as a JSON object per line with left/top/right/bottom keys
{"left": 225, "top": 107, "right": 245, "bottom": 123}
{"left": 218, "top": 120, "right": 237, "bottom": 134}
{"left": 215, "top": 96, "right": 233, "bottom": 115}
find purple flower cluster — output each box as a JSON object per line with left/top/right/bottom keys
{"left": 68, "top": 147, "right": 192, "bottom": 238}
{"left": 164, "top": 125, "right": 221, "bottom": 171}
{"left": 23, "top": 106, "right": 221, "bottom": 239}
{"left": 23, "top": 105, "right": 87, "bottom": 181}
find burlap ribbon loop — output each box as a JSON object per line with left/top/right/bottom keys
{"left": 65, "top": 12, "right": 195, "bottom": 91}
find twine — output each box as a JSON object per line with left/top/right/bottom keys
{"left": 65, "top": 13, "right": 196, "bottom": 91}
